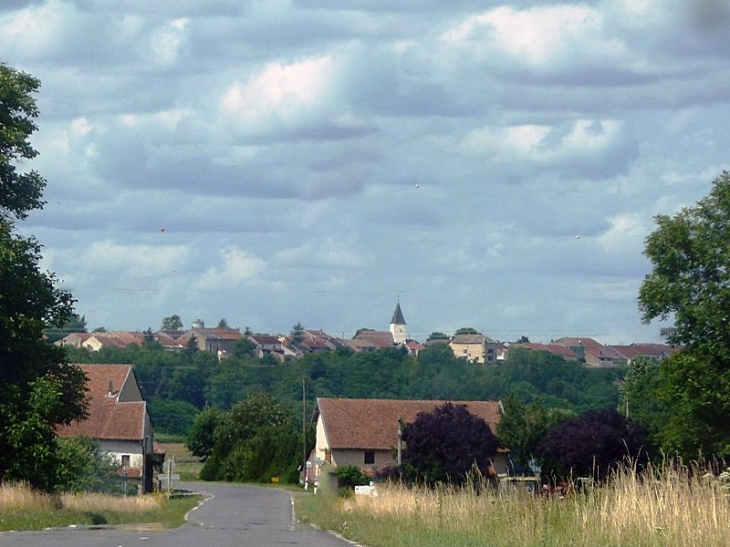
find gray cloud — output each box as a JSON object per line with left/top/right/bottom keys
{"left": 4, "top": 0, "right": 729, "bottom": 342}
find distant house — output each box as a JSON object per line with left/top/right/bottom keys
{"left": 55, "top": 331, "right": 149, "bottom": 351}
{"left": 56, "top": 364, "right": 159, "bottom": 493}
{"left": 311, "top": 398, "right": 506, "bottom": 490}
{"left": 346, "top": 330, "right": 396, "bottom": 351}
{"left": 449, "top": 333, "right": 498, "bottom": 363}
{"left": 507, "top": 342, "right": 581, "bottom": 362}
{"left": 608, "top": 343, "right": 679, "bottom": 365}
{"left": 552, "top": 337, "right": 626, "bottom": 368}
{"left": 177, "top": 321, "right": 243, "bottom": 354}
{"left": 247, "top": 334, "right": 284, "bottom": 359}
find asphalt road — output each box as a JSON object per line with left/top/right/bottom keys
{"left": 0, "top": 482, "right": 353, "bottom": 547}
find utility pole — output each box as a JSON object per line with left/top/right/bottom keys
{"left": 302, "top": 376, "right": 307, "bottom": 489}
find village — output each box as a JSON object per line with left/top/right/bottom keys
{"left": 51, "top": 301, "right": 679, "bottom": 494}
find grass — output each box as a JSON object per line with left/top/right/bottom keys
{"left": 295, "top": 462, "right": 730, "bottom": 547}
{"left": 0, "top": 483, "right": 202, "bottom": 531}
{"left": 159, "top": 442, "right": 204, "bottom": 482}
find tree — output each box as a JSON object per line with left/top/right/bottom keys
{"left": 186, "top": 406, "right": 224, "bottom": 461}
{"left": 638, "top": 171, "right": 730, "bottom": 457}
{"left": 200, "top": 393, "right": 306, "bottom": 483}
{"left": 401, "top": 403, "right": 498, "bottom": 486}
{"left": 535, "top": 408, "right": 648, "bottom": 483}
{"left": 619, "top": 356, "right": 669, "bottom": 458}
{"left": 291, "top": 322, "right": 305, "bottom": 345}
{"left": 0, "top": 64, "right": 88, "bottom": 491}
{"left": 0, "top": 64, "right": 47, "bottom": 220}
{"left": 161, "top": 314, "right": 183, "bottom": 331}
{"left": 454, "top": 327, "right": 479, "bottom": 335}
{"left": 217, "top": 318, "right": 229, "bottom": 329}
{"left": 497, "top": 396, "right": 569, "bottom": 472}
{"left": 55, "top": 436, "right": 120, "bottom": 493}
{"left": 425, "top": 331, "right": 449, "bottom": 343}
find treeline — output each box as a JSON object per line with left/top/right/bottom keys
{"left": 64, "top": 341, "right": 622, "bottom": 437}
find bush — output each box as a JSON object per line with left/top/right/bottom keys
{"left": 336, "top": 465, "right": 370, "bottom": 490}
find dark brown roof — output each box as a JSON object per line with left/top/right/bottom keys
{"left": 316, "top": 398, "right": 501, "bottom": 450}
{"left": 513, "top": 342, "right": 579, "bottom": 359}
{"left": 56, "top": 364, "right": 147, "bottom": 442}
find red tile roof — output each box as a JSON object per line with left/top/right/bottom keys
{"left": 56, "top": 364, "right": 148, "bottom": 442}
{"left": 316, "top": 398, "right": 501, "bottom": 450}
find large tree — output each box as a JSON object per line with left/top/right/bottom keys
{"left": 535, "top": 408, "right": 648, "bottom": 483}
{"left": 401, "top": 402, "right": 499, "bottom": 486}
{"left": 0, "top": 64, "right": 87, "bottom": 490}
{"left": 638, "top": 171, "right": 730, "bottom": 457}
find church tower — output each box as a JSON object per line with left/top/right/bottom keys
{"left": 390, "top": 302, "right": 407, "bottom": 345}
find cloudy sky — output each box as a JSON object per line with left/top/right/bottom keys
{"left": 3, "top": 0, "right": 729, "bottom": 344}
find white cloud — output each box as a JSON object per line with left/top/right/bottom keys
{"left": 219, "top": 54, "right": 339, "bottom": 136}
{"left": 193, "top": 246, "right": 266, "bottom": 289}
{"left": 4, "top": 0, "right": 729, "bottom": 342}
{"left": 150, "top": 17, "right": 190, "bottom": 66}
{"left": 441, "top": 5, "right": 630, "bottom": 72}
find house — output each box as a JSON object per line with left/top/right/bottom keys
{"left": 346, "top": 330, "right": 397, "bottom": 351}
{"left": 247, "top": 334, "right": 285, "bottom": 359}
{"left": 311, "top": 397, "right": 507, "bottom": 490}
{"left": 506, "top": 342, "right": 581, "bottom": 362}
{"left": 55, "top": 331, "right": 149, "bottom": 351}
{"left": 608, "top": 343, "right": 679, "bottom": 365}
{"left": 56, "top": 364, "right": 158, "bottom": 493}
{"left": 449, "top": 333, "right": 498, "bottom": 363}
{"left": 177, "top": 321, "right": 243, "bottom": 354}
{"left": 552, "top": 337, "right": 626, "bottom": 368}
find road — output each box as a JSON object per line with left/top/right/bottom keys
{"left": 0, "top": 482, "right": 353, "bottom": 547}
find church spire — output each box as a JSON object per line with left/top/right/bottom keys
{"left": 390, "top": 302, "right": 407, "bottom": 344}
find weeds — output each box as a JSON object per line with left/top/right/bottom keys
{"left": 296, "top": 461, "right": 730, "bottom": 547}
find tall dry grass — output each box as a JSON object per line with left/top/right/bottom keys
{"left": 299, "top": 462, "right": 730, "bottom": 547}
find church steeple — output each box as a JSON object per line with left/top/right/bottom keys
{"left": 390, "top": 302, "right": 407, "bottom": 344}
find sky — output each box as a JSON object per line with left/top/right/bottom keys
{"left": 3, "top": 0, "right": 729, "bottom": 344}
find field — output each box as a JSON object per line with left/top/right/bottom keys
{"left": 295, "top": 463, "right": 730, "bottom": 547}
{"left": 157, "top": 442, "right": 204, "bottom": 482}
{"left": 0, "top": 482, "right": 201, "bottom": 531}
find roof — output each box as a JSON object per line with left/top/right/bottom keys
{"left": 56, "top": 364, "right": 148, "bottom": 442}
{"left": 390, "top": 303, "right": 406, "bottom": 325}
{"left": 352, "top": 330, "right": 395, "bottom": 348}
{"left": 609, "top": 343, "right": 676, "bottom": 359}
{"left": 450, "top": 334, "right": 497, "bottom": 345}
{"left": 316, "top": 398, "right": 501, "bottom": 450}
{"left": 512, "top": 342, "right": 579, "bottom": 360}
{"left": 178, "top": 327, "right": 243, "bottom": 342}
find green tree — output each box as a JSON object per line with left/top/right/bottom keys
{"left": 0, "top": 64, "right": 47, "bottom": 219}
{"left": 201, "top": 393, "right": 303, "bottom": 483}
{"left": 291, "top": 322, "right": 305, "bottom": 345}
{"left": 150, "top": 399, "right": 198, "bottom": 436}
{"left": 161, "top": 314, "right": 183, "bottom": 331}
{"left": 638, "top": 171, "right": 730, "bottom": 457}
{"left": 619, "top": 356, "right": 668, "bottom": 458}
{"left": 186, "top": 406, "right": 224, "bottom": 461}
{"left": 497, "top": 396, "right": 569, "bottom": 472}
{"left": 217, "top": 318, "right": 229, "bottom": 329}
{"left": 454, "top": 327, "right": 479, "bottom": 335}
{"left": 425, "top": 331, "right": 449, "bottom": 343}
{"left": 0, "top": 64, "right": 88, "bottom": 491}
{"left": 55, "top": 436, "right": 120, "bottom": 493}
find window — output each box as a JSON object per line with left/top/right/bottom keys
{"left": 364, "top": 451, "right": 375, "bottom": 465}
{"left": 121, "top": 455, "right": 130, "bottom": 468}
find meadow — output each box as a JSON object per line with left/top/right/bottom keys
{"left": 295, "top": 463, "right": 730, "bottom": 547}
